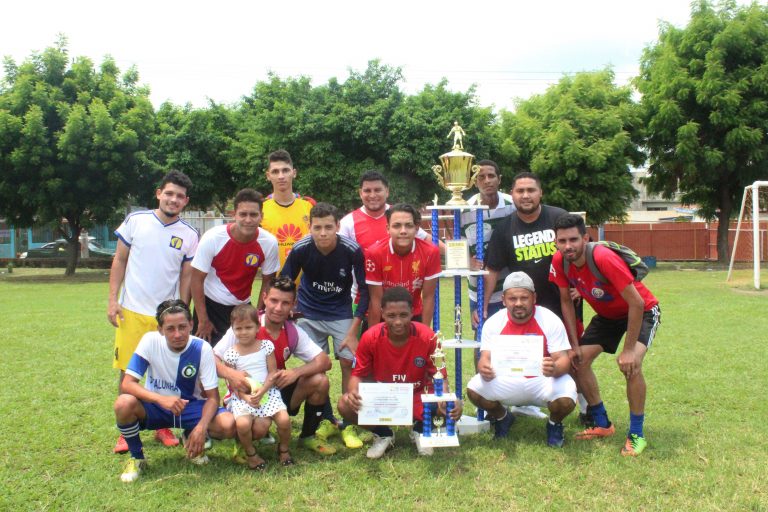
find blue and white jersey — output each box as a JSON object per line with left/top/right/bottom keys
{"left": 280, "top": 234, "right": 369, "bottom": 321}
{"left": 126, "top": 332, "right": 218, "bottom": 401}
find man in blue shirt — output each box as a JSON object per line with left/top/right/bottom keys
{"left": 281, "top": 202, "right": 369, "bottom": 449}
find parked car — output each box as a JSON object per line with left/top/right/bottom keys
{"left": 19, "top": 238, "right": 115, "bottom": 259}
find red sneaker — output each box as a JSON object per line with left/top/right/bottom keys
{"left": 113, "top": 434, "right": 129, "bottom": 454}
{"left": 575, "top": 423, "right": 616, "bottom": 440}
{"left": 155, "top": 428, "right": 180, "bottom": 447}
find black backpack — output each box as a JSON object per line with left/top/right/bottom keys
{"left": 563, "top": 241, "right": 649, "bottom": 282}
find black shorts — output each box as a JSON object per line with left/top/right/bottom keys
{"left": 280, "top": 381, "right": 301, "bottom": 416}
{"left": 580, "top": 305, "right": 661, "bottom": 354}
{"left": 192, "top": 296, "right": 236, "bottom": 347}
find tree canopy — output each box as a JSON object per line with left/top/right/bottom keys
{"left": 0, "top": 37, "right": 156, "bottom": 274}
{"left": 636, "top": 0, "right": 768, "bottom": 261}
{"left": 496, "top": 69, "right": 644, "bottom": 224}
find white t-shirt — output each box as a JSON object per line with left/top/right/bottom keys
{"left": 126, "top": 331, "right": 218, "bottom": 400}
{"left": 191, "top": 224, "right": 279, "bottom": 305}
{"left": 115, "top": 211, "right": 199, "bottom": 316}
{"left": 214, "top": 321, "right": 322, "bottom": 366}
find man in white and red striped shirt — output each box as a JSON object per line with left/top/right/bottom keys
{"left": 467, "top": 272, "right": 576, "bottom": 447}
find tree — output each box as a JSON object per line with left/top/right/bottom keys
{"left": 152, "top": 101, "right": 239, "bottom": 214}
{"left": 0, "top": 38, "right": 156, "bottom": 275}
{"left": 636, "top": 0, "right": 768, "bottom": 262}
{"left": 496, "top": 69, "right": 644, "bottom": 224}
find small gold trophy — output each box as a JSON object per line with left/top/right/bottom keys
{"left": 432, "top": 121, "right": 481, "bottom": 206}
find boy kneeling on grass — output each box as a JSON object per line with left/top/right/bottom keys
{"left": 113, "top": 300, "right": 235, "bottom": 483}
{"left": 337, "top": 286, "right": 462, "bottom": 459}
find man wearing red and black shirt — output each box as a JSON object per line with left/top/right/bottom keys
{"left": 550, "top": 214, "right": 661, "bottom": 457}
{"left": 365, "top": 203, "right": 441, "bottom": 328}
{"left": 338, "top": 287, "right": 462, "bottom": 459}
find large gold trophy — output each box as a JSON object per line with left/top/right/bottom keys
{"left": 432, "top": 121, "right": 481, "bottom": 206}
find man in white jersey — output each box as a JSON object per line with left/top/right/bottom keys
{"left": 466, "top": 272, "right": 576, "bottom": 447}
{"left": 108, "top": 170, "right": 199, "bottom": 453}
{"left": 113, "top": 300, "right": 235, "bottom": 483}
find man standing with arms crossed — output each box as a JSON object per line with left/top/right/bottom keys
{"left": 191, "top": 188, "right": 279, "bottom": 346}
{"left": 550, "top": 214, "right": 661, "bottom": 456}
{"left": 108, "top": 170, "right": 199, "bottom": 453}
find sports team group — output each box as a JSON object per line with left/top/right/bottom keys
{"left": 108, "top": 149, "right": 661, "bottom": 482}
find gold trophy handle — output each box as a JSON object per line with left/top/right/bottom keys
{"left": 468, "top": 164, "right": 481, "bottom": 190}
{"left": 432, "top": 165, "right": 446, "bottom": 188}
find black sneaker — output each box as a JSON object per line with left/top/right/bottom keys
{"left": 493, "top": 412, "right": 516, "bottom": 439}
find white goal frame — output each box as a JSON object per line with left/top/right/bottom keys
{"left": 727, "top": 180, "right": 768, "bottom": 289}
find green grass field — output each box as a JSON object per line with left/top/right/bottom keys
{"left": 1, "top": 268, "right": 766, "bottom": 511}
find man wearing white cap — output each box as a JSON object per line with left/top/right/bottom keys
{"left": 466, "top": 271, "right": 576, "bottom": 447}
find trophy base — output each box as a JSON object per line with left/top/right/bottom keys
{"left": 456, "top": 415, "right": 491, "bottom": 435}
{"left": 417, "top": 433, "right": 460, "bottom": 449}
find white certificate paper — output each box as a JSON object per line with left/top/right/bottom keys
{"left": 488, "top": 335, "right": 543, "bottom": 377}
{"left": 358, "top": 383, "right": 414, "bottom": 425}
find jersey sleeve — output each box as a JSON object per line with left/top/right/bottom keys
{"left": 424, "top": 245, "right": 442, "bottom": 281}
{"left": 260, "top": 232, "right": 280, "bottom": 276}
{"left": 213, "top": 328, "right": 236, "bottom": 359}
{"left": 416, "top": 228, "right": 430, "bottom": 241}
{"left": 549, "top": 251, "right": 569, "bottom": 288}
{"left": 125, "top": 332, "right": 154, "bottom": 380}
{"left": 262, "top": 340, "right": 275, "bottom": 355}
{"left": 183, "top": 228, "right": 200, "bottom": 262}
{"left": 365, "top": 247, "right": 383, "bottom": 285}
{"left": 353, "top": 247, "right": 369, "bottom": 318}
{"left": 593, "top": 245, "right": 635, "bottom": 293}
{"left": 538, "top": 308, "right": 571, "bottom": 354}
{"left": 351, "top": 331, "right": 374, "bottom": 378}
{"left": 479, "top": 311, "right": 505, "bottom": 352}
{"left": 199, "top": 343, "right": 219, "bottom": 391}
{"left": 190, "top": 229, "right": 216, "bottom": 273}
{"left": 338, "top": 214, "right": 355, "bottom": 241}
{"left": 114, "top": 215, "right": 134, "bottom": 247}
{"left": 485, "top": 218, "right": 510, "bottom": 271}
{"left": 291, "top": 324, "right": 323, "bottom": 363}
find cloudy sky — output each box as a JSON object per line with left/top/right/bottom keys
{"left": 1, "top": 0, "right": 738, "bottom": 111}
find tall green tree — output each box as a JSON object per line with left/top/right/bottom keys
{"left": 636, "top": 0, "right": 768, "bottom": 262}
{"left": 152, "top": 101, "right": 239, "bottom": 214}
{"left": 0, "top": 38, "right": 156, "bottom": 275}
{"left": 497, "top": 69, "right": 643, "bottom": 224}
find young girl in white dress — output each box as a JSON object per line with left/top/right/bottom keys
{"left": 222, "top": 305, "right": 293, "bottom": 469}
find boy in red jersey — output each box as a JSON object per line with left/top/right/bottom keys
{"left": 337, "top": 287, "right": 462, "bottom": 458}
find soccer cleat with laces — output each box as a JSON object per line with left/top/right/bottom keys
{"left": 493, "top": 412, "right": 516, "bottom": 439}
{"left": 113, "top": 434, "right": 129, "bottom": 454}
{"left": 155, "top": 428, "right": 180, "bottom": 447}
{"left": 621, "top": 434, "right": 647, "bottom": 457}
{"left": 546, "top": 421, "right": 565, "bottom": 448}
{"left": 302, "top": 436, "right": 337, "bottom": 455}
{"left": 315, "top": 420, "right": 339, "bottom": 441}
{"left": 366, "top": 435, "right": 395, "bottom": 459}
{"left": 575, "top": 423, "right": 616, "bottom": 440}
{"left": 340, "top": 426, "right": 364, "bottom": 449}
{"left": 120, "top": 458, "right": 147, "bottom": 483}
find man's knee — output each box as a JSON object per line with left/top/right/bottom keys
{"left": 114, "top": 394, "right": 140, "bottom": 419}
{"left": 304, "top": 373, "right": 330, "bottom": 401}
{"left": 337, "top": 396, "right": 356, "bottom": 423}
{"left": 466, "top": 388, "right": 486, "bottom": 408}
{"left": 548, "top": 397, "right": 575, "bottom": 416}
{"left": 210, "top": 411, "right": 236, "bottom": 439}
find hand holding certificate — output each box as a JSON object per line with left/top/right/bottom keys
{"left": 358, "top": 383, "right": 414, "bottom": 425}
{"left": 488, "top": 335, "right": 543, "bottom": 378}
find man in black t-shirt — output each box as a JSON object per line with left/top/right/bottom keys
{"left": 484, "top": 172, "right": 567, "bottom": 319}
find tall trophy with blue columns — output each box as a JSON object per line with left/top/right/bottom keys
{"left": 418, "top": 333, "right": 459, "bottom": 449}
{"left": 426, "top": 122, "right": 491, "bottom": 435}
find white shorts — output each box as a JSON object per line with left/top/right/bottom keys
{"left": 467, "top": 373, "right": 577, "bottom": 408}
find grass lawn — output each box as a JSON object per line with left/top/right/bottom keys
{"left": 0, "top": 268, "right": 766, "bottom": 511}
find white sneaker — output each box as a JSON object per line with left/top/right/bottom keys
{"left": 120, "top": 458, "right": 147, "bottom": 483}
{"left": 510, "top": 405, "right": 548, "bottom": 419}
{"left": 260, "top": 433, "right": 276, "bottom": 445}
{"left": 409, "top": 430, "right": 433, "bottom": 456}
{"left": 182, "top": 432, "right": 209, "bottom": 465}
{"left": 366, "top": 435, "right": 394, "bottom": 459}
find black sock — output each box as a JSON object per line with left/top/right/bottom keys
{"left": 371, "top": 426, "right": 393, "bottom": 437}
{"left": 300, "top": 402, "right": 324, "bottom": 439}
{"left": 321, "top": 398, "right": 338, "bottom": 424}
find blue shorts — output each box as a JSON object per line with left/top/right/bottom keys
{"left": 140, "top": 399, "right": 226, "bottom": 431}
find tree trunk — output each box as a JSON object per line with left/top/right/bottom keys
{"left": 716, "top": 183, "right": 733, "bottom": 264}
{"left": 61, "top": 220, "right": 81, "bottom": 277}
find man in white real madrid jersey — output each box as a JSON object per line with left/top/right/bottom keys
{"left": 113, "top": 300, "right": 235, "bottom": 483}
{"left": 108, "top": 170, "right": 200, "bottom": 453}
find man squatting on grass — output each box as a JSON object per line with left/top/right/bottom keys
{"left": 550, "top": 214, "right": 661, "bottom": 457}
{"left": 114, "top": 300, "right": 235, "bottom": 483}
{"left": 338, "top": 286, "right": 463, "bottom": 459}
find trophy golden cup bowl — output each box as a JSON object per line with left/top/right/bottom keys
{"left": 432, "top": 123, "right": 480, "bottom": 206}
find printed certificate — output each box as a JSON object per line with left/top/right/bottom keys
{"left": 358, "top": 383, "right": 414, "bottom": 425}
{"left": 488, "top": 335, "right": 543, "bottom": 377}
{"left": 445, "top": 240, "right": 470, "bottom": 269}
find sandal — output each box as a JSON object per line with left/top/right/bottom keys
{"left": 245, "top": 450, "right": 267, "bottom": 471}
{"left": 278, "top": 444, "right": 295, "bottom": 466}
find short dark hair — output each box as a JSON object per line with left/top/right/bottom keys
{"left": 234, "top": 188, "right": 264, "bottom": 211}
{"left": 156, "top": 299, "right": 192, "bottom": 326}
{"left": 359, "top": 170, "right": 389, "bottom": 188}
{"left": 269, "top": 275, "right": 298, "bottom": 299}
{"left": 267, "top": 149, "right": 293, "bottom": 168}
{"left": 385, "top": 203, "right": 421, "bottom": 224}
{"left": 159, "top": 170, "right": 193, "bottom": 195}
{"left": 310, "top": 202, "right": 341, "bottom": 223}
{"left": 554, "top": 213, "right": 587, "bottom": 235}
{"left": 511, "top": 171, "right": 542, "bottom": 190}
{"left": 381, "top": 286, "right": 413, "bottom": 309}
{"left": 476, "top": 160, "right": 500, "bottom": 176}
{"left": 230, "top": 304, "right": 259, "bottom": 325}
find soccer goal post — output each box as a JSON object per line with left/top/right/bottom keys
{"left": 727, "top": 181, "right": 768, "bottom": 289}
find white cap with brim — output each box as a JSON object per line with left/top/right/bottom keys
{"left": 502, "top": 271, "right": 535, "bottom": 293}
